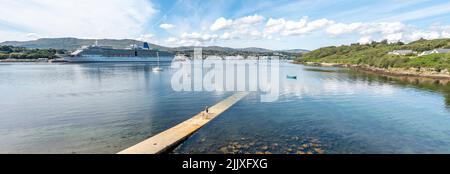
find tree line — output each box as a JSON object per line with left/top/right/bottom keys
{"left": 0, "top": 45, "right": 65, "bottom": 59}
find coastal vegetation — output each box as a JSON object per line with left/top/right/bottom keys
{"left": 0, "top": 45, "right": 64, "bottom": 59}
{"left": 298, "top": 38, "right": 450, "bottom": 69}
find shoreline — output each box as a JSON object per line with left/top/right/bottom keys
{"left": 0, "top": 58, "right": 68, "bottom": 63}
{"left": 294, "top": 61, "right": 450, "bottom": 80}
{"left": 0, "top": 59, "right": 48, "bottom": 63}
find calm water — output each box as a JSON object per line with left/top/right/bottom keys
{"left": 1, "top": 62, "right": 450, "bottom": 154}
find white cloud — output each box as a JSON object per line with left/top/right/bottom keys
{"left": 379, "top": 22, "right": 405, "bottom": 34}
{"left": 210, "top": 14, "right": 264, "bottom": 32}
{"left": 442, "top": 31, "right": 450, "bottom": 38}
{"left": 136, "top": 34, "right": 155, "bottom": 42}
{"left": 166, "top": 37, "right": 178, "bottom": 43}
{"left": 326, "top": 23, "right": 363, "bottom": 35}
{"left": 429, "top": 25, "right": 450, "bottom": 39}
{"left": 358, "top": 36, "right": 373, "bottom": 44}
{"left": 219, "top": 32, "right": 241, "bottom": 40}
{"left": 181, "top": 32, "right": 219, "bottom": 43}
{"left": 0, "top": 0, "right": 156, "bottom": 41}
{"left": 264, "top": 18, "right": 286, "bottom": 35}
{"left": 172, "top": 15, "right": 450, "bottom": 48}
{"left": 356, "top": 24, "right": 450, "bottom": 43}
{"left": 284, "top": 17, "right": 308, "bottom": 30}
{"left": 383, "top": 33, "right": 403, "bottom": 43}
{"left": 249, "top": 30, "right": 262, "bottom": 37}
{"left": 159, "top": 23, "right": 175, "bottom": 30}
{"left": 220, "top": 32, "right": 232, "bottom": 40}
{"left": 263, "top": 17, "right": 333, "bottom": 37}
{"left": 326, "top": 22, "right": 405, "bottom": 36}
{"left": 186, "top": 14, "right": 450, "bottom": 48}
{"left": 408, "top": 30, "right": 441, "bottom": 41}
{"left": 282, "top": 18, "right": 333, "bottom": 36}
{"left": 361, "top": 22, "right": 405, "bottom": 35}
{"left": 26, "top": 33, "right": 40, "bottom": 40}
{"left": 210, "top": 17, "right": 233, "bottom": 31}
{"left": 234, "top": 14, "right": 265, "bottom": 25}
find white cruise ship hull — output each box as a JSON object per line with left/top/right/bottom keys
{"left": 64, "top": 56, "right": 174, "bottom": 63}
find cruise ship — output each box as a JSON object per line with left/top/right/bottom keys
{"left": 64, "top": 42, "right": 175, "bottom": 62}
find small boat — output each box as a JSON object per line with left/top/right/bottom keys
{"left": 286, "top": 75, "right": 297, "bottom": 79}
{"left": 152, "top": 67, "right": 163, "bottom": 72}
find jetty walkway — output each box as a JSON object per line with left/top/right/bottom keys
{"left": 118, "top": 92, "right": 249, "bottom": 154}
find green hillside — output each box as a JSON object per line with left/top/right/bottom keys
{"left": 299, "top": 38, "right": 450, "bottom": 69}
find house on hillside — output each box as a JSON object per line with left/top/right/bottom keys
{"left": 388, "top": 50, "right": 417, "bottom": 56}
{"left": 419, "top": 50, "right": 433, "bottom": 56}
{"left": 419, "top": 49, "right": 450, "bottom": 56}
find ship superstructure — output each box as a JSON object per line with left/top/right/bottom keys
{"left": 64, "top": 42, "right": 175, "bottom": 62}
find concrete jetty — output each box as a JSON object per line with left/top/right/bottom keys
{"left": 118, "top": 92, "right": 249, "bottom": 154}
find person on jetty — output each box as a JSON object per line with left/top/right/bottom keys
{"left": 203, "top": 106, "right": 209, "bottom": 119}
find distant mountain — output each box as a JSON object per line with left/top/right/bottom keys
{"left": 171, "top": 46, "right": 236, "bottom": 52}
{"left": 279, "top": 49, "right": 310, "bottom": 54}
{"left": 0, "top": 38, "right": 308, "bottom": 56}
{"left": 239, "top": 47, "right": 273, "bottom": 52}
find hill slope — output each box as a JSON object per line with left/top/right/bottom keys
{"left": 300, "top": 39, "right": 450, "bottom": 69}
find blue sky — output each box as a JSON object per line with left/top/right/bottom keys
{"left": 1, "top": 0, "right": 450, "bottom": 50}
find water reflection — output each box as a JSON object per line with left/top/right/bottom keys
{"left": 345, "top": 68, "right": 450, "bottom": 108}
{"left": 1, "top": 63, "right": 450, "bottom": 154}
{"left": 174, "top": 64, "right": 450, "bottom": 154}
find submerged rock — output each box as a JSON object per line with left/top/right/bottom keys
{"left": 261, "top": 145, "right": 269, "bottom": 151}
{"left": 296, "top": 151, "right": 305, "bottom": 154}
{"left": 195, "top": 135, "right": 325, "bottom": 154}
{"left": 219, "top": 147, "right": 228, "bottom": 153}
{"left": 314, "top": 148, "right": 324, "bottom": 154}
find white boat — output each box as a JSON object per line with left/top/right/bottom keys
{"left": 152, "top": 52, "right": 163, "bottom": 72}
{"left": 152, "top": 67, "right": 163, "bottom": 72}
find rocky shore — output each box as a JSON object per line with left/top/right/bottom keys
{"left": 295, "top": 61, "right": 450, "bottom": 80}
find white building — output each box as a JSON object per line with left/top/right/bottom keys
{"left": 388, "top": 50, "right": 417, "bottom": 56}
{"left": 419, "top": 49, "right": 450, "bottom": 56}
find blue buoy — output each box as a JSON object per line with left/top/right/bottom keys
{"left": 287, "top": 75, "right": 297, "bottom": 79}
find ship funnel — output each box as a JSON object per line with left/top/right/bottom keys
{"left": 143, "top": 42, "right": 150, "bottom": 50}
